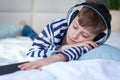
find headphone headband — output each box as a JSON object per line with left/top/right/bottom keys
{"left": 67, "top": 2, "right": 111, "bottom": 45}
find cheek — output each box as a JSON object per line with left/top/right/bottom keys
{"left": 65, "top": 29, "right": 73, "bottom": 44}
{"left": 84, "top": 37, "right": 95, "bottom": 41}
{"left": 78, "top": 36, "right": 96, "bottom": 42}
{"left": 77, "top": 37, "right": 87, "bottom": 43}
{"left": 90, "top": 35, "right": 97, "bottom": 40}
{"left": 66, "top": 28, "right": 72, "bottom": 36}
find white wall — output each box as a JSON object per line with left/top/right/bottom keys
{"left": 0, "top": 0, "right": 84, "bottom": 33}
{"left": 110, "top": 10, "right": 120, "bottom": 32}
{"left": 0, "top": 0, "right": 32, "bottom": 25}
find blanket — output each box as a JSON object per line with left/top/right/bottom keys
{"left": 0, "top": 37, "right": 32, "bottom": 65}
{"left": 0, "top": 59, "right": 120, "bottom": 80}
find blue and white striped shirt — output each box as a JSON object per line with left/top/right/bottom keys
{"left": 27, "top": 19, "right": 89, "bottom": 61}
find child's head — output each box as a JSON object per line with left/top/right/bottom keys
{"left": 66, "top": 0, "right": 111, "bottom": 44}
{"left": 77, "top": 0, "right": 111, "bottom": 35}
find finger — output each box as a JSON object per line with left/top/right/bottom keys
{"left": 25, "top": 65, "right": 38, "bottom": 70}
{"left": 21, "top": 61, "right": 43, "bottom": 70}
{"left": 18, "top": 64, "right": 26, "bottom": 68}
{"left": 38, "top": 66, "right": 43, "bottom": 70}
{"left": 85, "top": 44, "right": 93, "bottom": 50}
{"left": 83, "top": 41, "right": 98, "bottom": 49}
{"left": 18, "top": 63, "right": 33, "bottom": 70}
{"left": 90, "top": 42, "right": 99, "bottom": 48}
{"left": 88, "top": 42, "right": 99, "bottom": 48}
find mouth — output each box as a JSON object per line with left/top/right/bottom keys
{"left": 69, "top": 37, "right": 77, "bottom": 43}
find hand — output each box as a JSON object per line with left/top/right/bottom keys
{"left": 59, "top": 41, "right": 99, "bottom": 50}
{"left": 18, "top": 53, "right": 66, "bottom": 70}
{"left": 18, "top": 58, "right": 52, "bottom": 70}
{"left": 77, "top": 41, "right": 99, "bottom": 50}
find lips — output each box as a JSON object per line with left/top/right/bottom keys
{"left": 69, "top": 37, "right": 77, "bottom": 43}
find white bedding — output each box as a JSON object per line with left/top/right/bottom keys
{"left": 0, "top": 59, "right": 120, "bottom": 80}
{"left": 0, "top": 32, "right": 120, "bottom": 80}
{"left": 0, "top": 37, "right": 33, "bottom": 65}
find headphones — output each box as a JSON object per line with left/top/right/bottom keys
{"left": 66, "top": 2, "right": 111, "bottom": 45}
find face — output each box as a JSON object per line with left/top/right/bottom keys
{"left": 65, "top": 16, "right": 97, "bottom": 44}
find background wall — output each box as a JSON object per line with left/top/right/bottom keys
{"left": 0, "top": 0, "right": 85, "bottom": 33}
{"left": 110, "top": 10, "right": 120, "bottom": 32}
{"left": 0, "top": 0, "right": 119, "bottom": 33}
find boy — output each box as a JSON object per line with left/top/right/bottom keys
{"left": 18, "top": 0, "right": 111, "bottom": 70}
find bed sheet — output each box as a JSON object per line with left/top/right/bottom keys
{"left": 0, "top": 37, "right": 33, "bottom": 65}
{"left": 0, "top": 59, "right": 120, "bottom": 80}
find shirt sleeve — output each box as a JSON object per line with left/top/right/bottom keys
{"left": 26, "top": 24, "right": 60, "bottom": 58}
{"left": 59, "top": 46, "right": 89, "bottom": 61}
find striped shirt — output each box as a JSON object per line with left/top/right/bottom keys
{"left": 27, "top": 19, "right": 89, "bottom": 61}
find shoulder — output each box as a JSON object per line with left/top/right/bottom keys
{"left": 49, "top": 18, "right": 67, "bottom": 27}
{"left": 51, "top": 18, "right": 67, "bottom": 24}
{"left": 48, "top": 18, "right": 68, "bottom": 30}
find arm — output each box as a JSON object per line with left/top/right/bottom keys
{"left": 18, "top": 46, "right": 89, "bottom": 70}
{"left": 59, "top": 46, "right": 89, "bottom": 61}
{"left": 26, "top": 24, "right": 60, "bottom": 58}
{"left": 58, "top": 40, "right": 99, "bottom": 61}
{"left": 27, "top": 19, "right": 68, "bottom": 58}
{"left": 18, "top": 53, "right": 66, "bottom": 70}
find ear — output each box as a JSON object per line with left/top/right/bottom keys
{"left": 93, "top": 32, "right": 106, "bottom": 42}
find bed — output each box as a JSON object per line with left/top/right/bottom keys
{"left": 0, "top": 32, "right": 120, "bottom": 80}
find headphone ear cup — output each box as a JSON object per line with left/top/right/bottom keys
{"left": 93, "top": 32, "right": 106, "bottom": 42}
{"left": 68, "top": 10, "right": 79, "bottom": 25}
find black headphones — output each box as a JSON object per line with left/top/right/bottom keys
{"left": 66, "top": 2, "right": 111, "bottom": 45}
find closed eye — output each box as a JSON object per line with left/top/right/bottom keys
{"left": 82, "top": 33, "right": 89, "bottom": 38}
{"left": 73, "top": 25, "right": 78, "bottom": 29}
